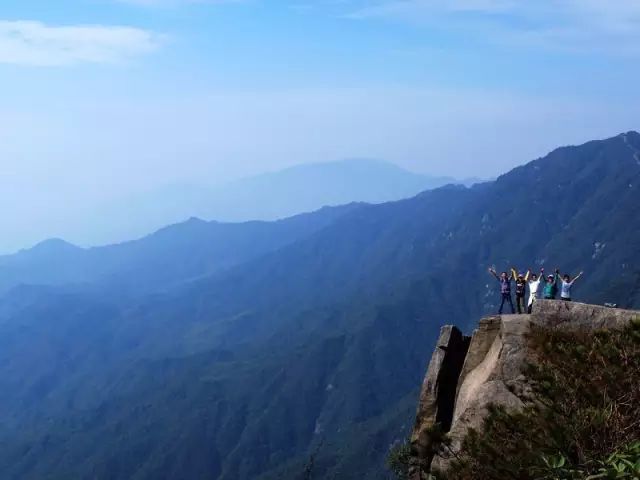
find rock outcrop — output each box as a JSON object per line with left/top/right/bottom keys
{"left": 408, "top": 300, "right": 640, "bottom": 479}
{"left": 410, "top": 326, "right": 471, "bottom": 475}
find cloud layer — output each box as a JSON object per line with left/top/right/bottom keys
{"left": 114, "top": 0, "right": 241, "bottom": 6}
{"left": 0, "top": 21, "right": 162, "bottom": 66}
{"left": 345, "top": 0, "right": 640, "bottom": 53}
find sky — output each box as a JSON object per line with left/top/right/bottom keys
{"left": 1, "top": 0, "right": 640, "bottom": 252}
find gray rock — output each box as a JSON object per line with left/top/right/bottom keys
{"left": 409, "top": 326, "right": 470, "bottom": 480}
{"left": 532, "top": 300, "right": 638, "bottom": 330}
{"left": 409, "top": 301, "right": 640, "bottom": 475}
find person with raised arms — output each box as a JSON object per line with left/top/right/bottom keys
{"left": 559, "top": 271, "right": 584, "bottom": 301}
{"left": 511, "top": 267, "right": 530, "bottom": 314}
{"left": 489, "top": 267, "right": 515, "bottom": 314}
{"left": 527, "top": 268, "right": 545, "bottom": 313}
{"left": 543, "top": 269, "right": 561, "bottom": 300}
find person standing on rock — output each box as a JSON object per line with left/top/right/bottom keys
{"left": 560, "top": 271, "right": 583, "bottom": 301}
{"left": 543, "top": 269, "right": 561, "bottom": 299}
{"left": 527, "top": 268, "right": 545, "bottom": 313}
{"left": 511, "top": 268, "right": 530, "bottom": 314}
{"left": 489, "top": 267, "right": 515, "bottom": 314}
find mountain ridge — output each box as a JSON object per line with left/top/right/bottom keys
{"left": 0, "top": 203, "right": 362, "bottom": 296}
{"left": 39, "top": 158, "right": 468, "bottom": 252}
{"left": 0, "top": 132, "right": 638, "bottom": 479}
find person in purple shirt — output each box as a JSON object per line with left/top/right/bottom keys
{"left": 488, "top": 267, "right": 515, "bottom": 314}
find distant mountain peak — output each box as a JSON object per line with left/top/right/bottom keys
{"left": 4, "top": 238, "right": 84, "bottom": 261}
{"left": 255, "top": 157, "right": 453, "bottom": 183}
{"left": 283, "top": 157, "right": 399, "bottom": 170}
{"left": 27, "top": 238, "right": 80, "bottom": 253}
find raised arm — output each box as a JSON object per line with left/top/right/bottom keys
{"left": 510, "top": 267, "right": 517, "bottom": 281}
{"left": 572, "top": 271, "right": 584, "bottom": 283}
{"left": 488, "top": 267, "right": 499, "bottom": 279}
{"left": 524, "top": 270, "right": 531, "bottom": 282}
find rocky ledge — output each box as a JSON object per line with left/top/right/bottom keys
{"left": 408, "top": 300, "right": 640, "bottom": 479}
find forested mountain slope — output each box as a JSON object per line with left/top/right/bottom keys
{"left": 0, "top": 204, "right": 359, "bottom": 296}
{"left": 0, "top": 132, "right": 638, "bottom": 479}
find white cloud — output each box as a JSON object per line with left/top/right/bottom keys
{"left": 0, "top": 21, "right": 162, "bottom": 66}
{"left": 348, "top": 0, "right": 516, "bottom": 16}
{"left": 344, "top": 0, "right": 640, "bottom": 53}
{"left": 114, "top": 0, "right": 243, "bottom": 6}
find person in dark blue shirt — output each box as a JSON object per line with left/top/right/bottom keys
{"left": 489, "top": 267, "right": 515, "bottom": 314}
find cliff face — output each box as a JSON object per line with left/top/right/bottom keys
{"left": 409, "top": 300, "right": 640, "bottom": 479}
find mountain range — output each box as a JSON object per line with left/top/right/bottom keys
{"left": 0, "top": 204, "right": 359, "bottom": 296}
{"left": 15, "top": 158, "right": 467, "bottom": 253}
{"left": 0, "top": 132, "right": 638, "bottom": 479}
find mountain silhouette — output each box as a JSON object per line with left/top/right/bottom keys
{"left": 67, "top": 158, "right": 466, "bottom": 248}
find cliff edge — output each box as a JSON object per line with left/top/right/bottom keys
{"left": 408, "top": 300, "right": 640, "bottom": 479}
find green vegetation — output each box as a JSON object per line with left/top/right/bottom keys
{"left": 2, "top": 133, "right": 640, "bottom": 479}
{"left": 387, "top": 441, "right": 411, "bottom": 480}
{"left": 398, "top": 320, "right": 640, "bottom": 480}
{"left": 539, "top": 441, "right": 640, "bottom": 479}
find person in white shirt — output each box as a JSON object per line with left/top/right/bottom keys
{"left": 527, "top": 268, "right": 545, "bottom": 313}
{"left": 560, "top": 271, "right": 584, "bottom": 301}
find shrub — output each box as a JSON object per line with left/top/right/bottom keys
{"left": 387, "top": 441, "right": 411, "bottom": 480}
{"left": 441, "top": 321, "right": 640, "bottom": 480}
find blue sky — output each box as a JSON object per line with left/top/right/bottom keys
{"left": 1, "top": 0, "right": 640, "bottom": 251}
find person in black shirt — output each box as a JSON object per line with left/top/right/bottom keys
{"left": 511, "top": 268, "right": 530, "bottom": 314}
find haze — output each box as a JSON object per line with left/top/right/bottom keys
{"left": 1, "top": 0, "right": 640, "bottom": 253}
